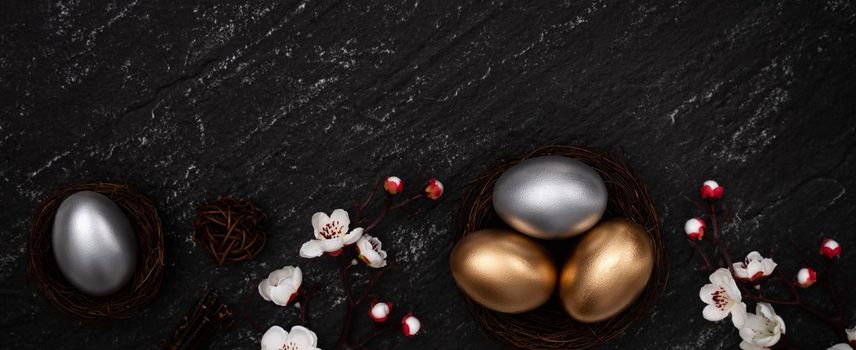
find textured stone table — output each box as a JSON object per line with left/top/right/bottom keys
{"left": 2, "top": 1, "right": 855, "bottom": 349}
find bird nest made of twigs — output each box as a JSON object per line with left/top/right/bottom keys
{"left": 455, "top": 145, "right": 667, "bottom": 349}
{"left": 191, "top": 197, "right": 266, "bottom": 265}
{"left": 26, "top": 182, "right": 165, "bottom": 320}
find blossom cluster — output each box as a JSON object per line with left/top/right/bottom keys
{"left": 685, "top": 180, "right": 853, "bottom": 349}
{"left": 257, "top": 176, "right": 442, "bottom": 350}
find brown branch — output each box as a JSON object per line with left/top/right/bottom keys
{"left": 365, "top": 194, "right": 424, "bottom": 233}
{"left": 707, "top": 201, "right": 735, "bottom": 272}
{"left": 687, "top": 238, "right": 714, "bottom": 271}
{"left": 356, "top": 322, "right": 398, "bottom": 348}
{"left": 354, "top": 181, "right": 382, "bottom": 225}
{"left": 335, "top": 255, "right": 356, "bottom": 350}
{"left": 689, "top": 198, "right": 849, "bottom": 343}
{"left": 355, "top": 266, "right": 399, "bottom": 306}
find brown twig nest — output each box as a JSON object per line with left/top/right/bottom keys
{"left": 191, "top": 197, "right": 266, "bottom": 265}
{"left": 26, "top": 182, "right": 165, "bottom": 319}
{"left": 455, "top": 145, "right": 667, "bottom": 349}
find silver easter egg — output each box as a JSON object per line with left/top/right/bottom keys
{"left": 52, "top": 191, "right": 138, "bottom": 296}
{"left": 493, "top": 156, "right": 607, "bottom": 239}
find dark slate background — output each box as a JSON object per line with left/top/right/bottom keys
{"left": 2, "top": 0, "right": 856, "bottom": 349}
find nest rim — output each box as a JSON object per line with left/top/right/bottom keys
{"left": 26, "top": 182, "right": 165, "bottom": 320}
{"left": 455, "top": 145, "right": 667, "bottom": 349}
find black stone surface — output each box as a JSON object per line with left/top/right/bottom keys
{"left": 2, "top": 1, "right": 856, "bottom": 349}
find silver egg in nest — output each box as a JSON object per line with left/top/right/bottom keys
{"left": 52, "top": 191, "right": 138, "bottom": 296}
{"left": 493, "top": 155, "right": 607, "bottom": 239}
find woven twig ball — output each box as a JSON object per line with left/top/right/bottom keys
{"left": 192, "top": 197, "right": 266, "bottom": 265}
{"left": 456, "top": 145, "right": 667, "bottom": 349}
{"left": 26, "top": 182, "right": 165, "bottom": 319}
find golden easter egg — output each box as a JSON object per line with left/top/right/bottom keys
{"left": 450, "top": 228, "right": 557, "bottom": 313}
{"left": 559, "top": 218, "right": 654, "bottom": 323}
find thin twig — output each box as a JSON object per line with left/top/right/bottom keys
{"left": 691, "top": 198, "right": 849, "bottom": 342}
{"left": 687, "top": 239, "right": 714, "bottom": 271}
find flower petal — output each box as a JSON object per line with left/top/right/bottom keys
{"left": 300, "top": 240, "right": 324, "bottom": 258}
{"left": 746, "top": 251, "right": 763, "bottom": 263}
{"left": 268, "top": 266, "right": 293, "bottom": 284}
{"left": 739, "top": 320, "right": 757, "bottom": 343}
{"left": 761, "top": 332, "right": 782, "bottom": 347}
{"left": 287, "top": 325, "right": 318, "bottom": 348}
{"left": 330, "top": 209, "right": 350, "bottom": 231}
{"left": 269, "top": 283, "right": 297, "bottom": 306}
{"left": 311, "top": 212, "right": 330, "bottom": 239}
{"left": 319, "top": 238, "right": 344, "bottom": 252}
{"left": 776, "top": 315, "right": 786, "bottom": 334}
{"left": 709, "top": 268, "right": 732, "bottom": 284}
{"left": 732, "top": 263, "right": 750, "bottom": 279}
{"left": 261, "top": 326, "right": 288, "bottom": 350}
{"left": 356, "top": 236, "right": 372, "bottom": 251}
{"left": 747, "top": 261, "right": 764, "bottom": 280}
{"left": 739, "top": 341, "right": 767, "bottom": 350}
{"left": 291, "top": 266, "right": 302, "bottom": 288}
{"left": 342, "top": 227, "right": 364, "bottom": 245}
{"left": 731, "top": 302, "right": 747, "bottom": 329}
{"left": 756, "top": 302, "right": 775, "bottom": 319}
{"left": 258, "top": 279, "right": 274, "bottom": 301}
{"left": 363, "top": 251, "right": 386, "bottom": 268}
{"left": 703, "top": 304, "right": 729, "bottom": 322}
{"left": 743, "top": 311, "right": 765, "bottom": 329}
{"left": 699, "top": 283, "right": 719, "bottom": 304}
{"left": 762, "top": 259, "right": 777, "bottom": 275}
{"left": 722, "top": 278, "right": 742, "bottom": 301}
{"left": 828, "top": 344, "right": 854, "bottom": 350}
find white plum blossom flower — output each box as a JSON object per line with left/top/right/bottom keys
{"left": 259, "top": 266, "right": 302, "bottom": 306}
{"left": 300, "top": 209, "right": 364, "bottom": 258}
{"left": 732, "top": 251, "right": 777, "bottom": 281}
{"left": 847, "top": 325, "right": 856, "bottom": 345}
{"left": 829, "top": 344, "right": 854, "bottom": 350}
{"left": 700, "top": 268, "right": 747, "bottom": 328}
{"left": 739, "top": 303, "right": 786, "bottom": 348}
{"left": 356, "top": 234, "right": 388, "bottom": 268}
{"left": 261, "top": 325, "right": 320, "bottom": 350}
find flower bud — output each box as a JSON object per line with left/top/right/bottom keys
{"left": 820, "top": 238, "right": 841, "bottom": 259}
{"left": 369, "top": 301, "right": 392, "bottom": 323}
{"left": 700, "top": 180, "right": 724, "bottom": 200}
{"left": 384, "top": 176, "right": 404, "bottom": 195}
{"left": 424, "top": 178, "right": 444, "bottom": 200}
{"left": 796, "top": 267, "right": 817, "bottom": 288}
{"left": 402, "top": 312, "right": 421, "bottom": 337}
{"left": 684, "top": 218, "right": 705, "bottom": 240}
